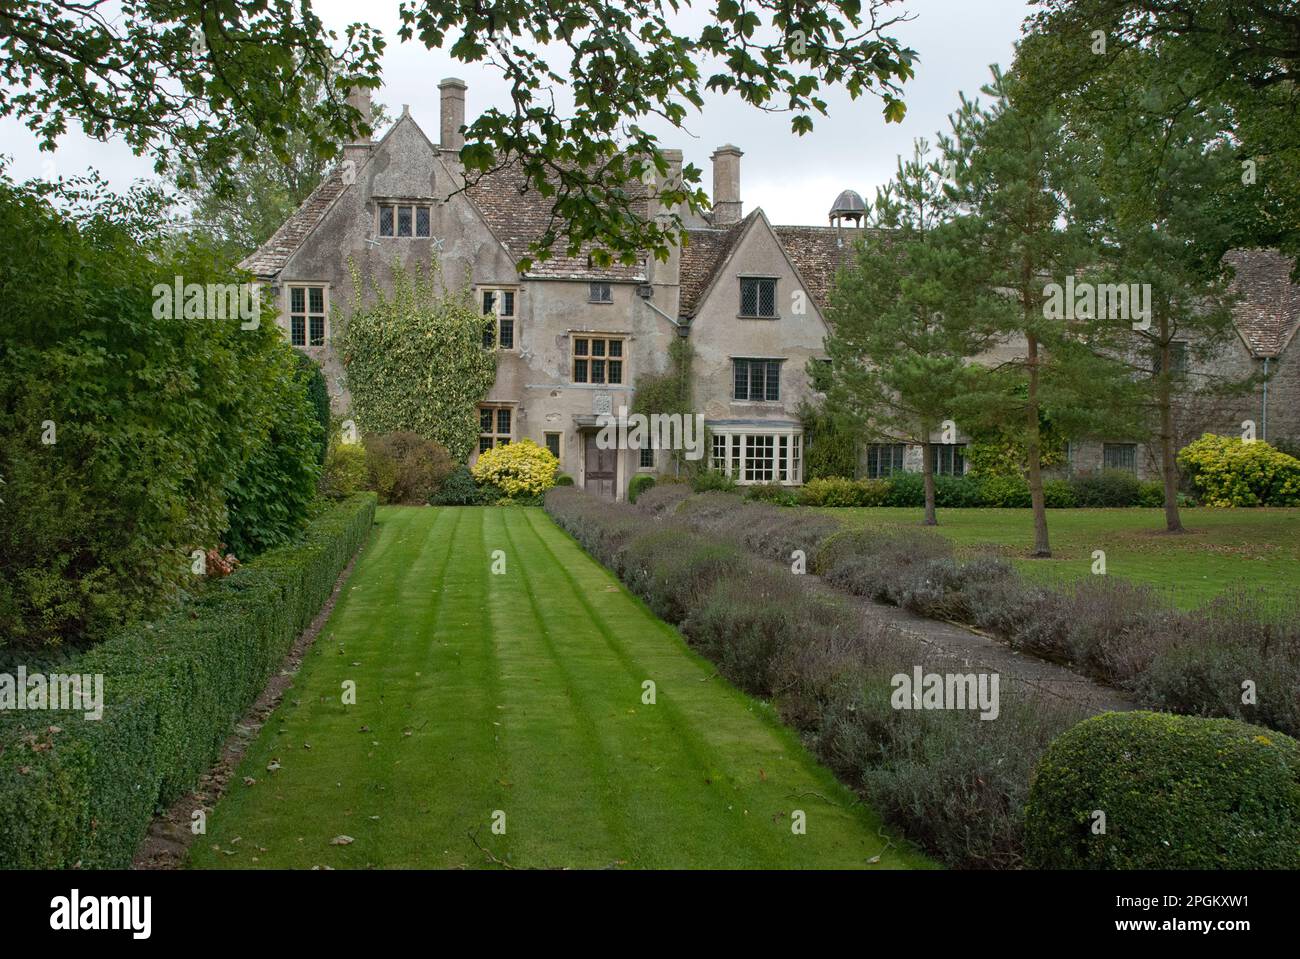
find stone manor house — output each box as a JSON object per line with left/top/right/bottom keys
{"left": 244, "top": 81, "right": 1300, "bottom": 500}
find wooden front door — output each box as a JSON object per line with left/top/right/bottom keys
{"left": 584, "top": 433, "right": 618, "bottom": 500}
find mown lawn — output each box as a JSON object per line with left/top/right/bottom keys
{"left": 821, "top": 506, "right": 1300, "bottom": 609}
{"left": 189, "top": 506, "right": 930, "bottom": 870}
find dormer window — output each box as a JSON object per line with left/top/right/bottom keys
{"left": 378, "top": 202, "right": 432, "bottom": 238}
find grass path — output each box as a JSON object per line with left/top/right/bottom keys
{"left": 821, "top": 506, "right": 1300, "bottom": 609}
{"left": 188, "top": 506, "right": 930, "bottom": 870}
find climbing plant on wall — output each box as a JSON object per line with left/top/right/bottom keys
{"left": 631, "top": 337, "right": 694, "bottom": 471}
{"left": 340, "top": 258, "right": 497, "bottom": 461}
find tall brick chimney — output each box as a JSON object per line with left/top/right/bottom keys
{"left": 710, "top": 144, "right": 743, "bottom": 226}
{"left": 439, "top": 78, "right": 467, "bottom": 152}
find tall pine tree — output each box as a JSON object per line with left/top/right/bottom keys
{"left": 1036, "top": 48, "right": 1246, "bottom": 532}
{"left": 825, "top": 140, "right": 1004, "bottom": 525}
{"left": 943, "top": 66, "right": 1136, "bottom": 556}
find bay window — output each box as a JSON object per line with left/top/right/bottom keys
{"left": 709, "top": 430, "right": 803, "bottom": 485}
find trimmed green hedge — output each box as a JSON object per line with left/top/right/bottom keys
{"left": 1025, "top": 711, "right": 1300, "bottom": 869}
{"left": 627, "top": 473, "right": 656, "bottom": 504}
{"left": 793, "top": 470, "right": 1181, "bottom": 508}
{"left": 0, "top": 493, "right": 376, "bottom": 868}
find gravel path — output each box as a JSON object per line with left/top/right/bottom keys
{"left": 778, "top": 561, "right": 1136, "bottom": 715}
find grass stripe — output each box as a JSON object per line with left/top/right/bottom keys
{"left": 189, "top": 506, "right": 933, "bottom": 870}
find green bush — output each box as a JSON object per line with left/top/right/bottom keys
{"left": 1024, "top": 711, "right": 1300, "bottom": 869}
{"left": 297, "top": 353, "right": 331, "bottom": 467}
{"left": 798, "top": 476, "right": 863, "bottom": 507}
{"left": 979, "top": 475, "right": 1032, "bottom": 508}
{"left": 856, "top": 478, "right": 891, "bottom": 506}
{"left": 0, "top": 493, "right": 376, "bottom": 868}
{"left": 690, "top": 469, "right": 737, "bottom": 493}
{"left": 471, "top": 438, "right": 559, "bottom": 497}
{"left": 0, "top": 175, "right": 318, "bottom": 650}
{"left": 555, "top": 473, "right": 575, "bottom": 486}
{"left": 1177, "top": 433, "right": 1300, "bottom": 506}
{"left": 1042, "top": 478, "right": 1078, "bottom": 508}
{"left": 428, "top": 464, "right": 484, "bottom": 506}
{"left": 223, "top": 353, "right": 324, "bottom": 557}
{"left": 363, "top": 432, "right": 454, "bottom": 505}
{"left": 627, "top": 473, "right": 657, "bottom": 504}
{"left": 882, "top": 471, "right": 925, "bottom": 507}
{"left": 799, "top": 400, "right": 860, "bottom": 481}
{"left": 1069, "top": 469, "right": 1143, "bottom": 507}
{"left": 743, "top": 482, "right": 797, "bottom": 506}
{"left": 320, "top": 442, "right": 368, "bottom": 499}
{"left": 1137, "top": 480, "right": 1165, "bottom": 508}
{"left": 933, "top": 474, "right": 984, "bottom": 508}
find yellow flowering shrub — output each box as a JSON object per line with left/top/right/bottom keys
{"left": 471, "top": 439, "right": 560, "bottom": 497}
{"left": 1176, "top": 433, "right": 1300, "bottom": 507}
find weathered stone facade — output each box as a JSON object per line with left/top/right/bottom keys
{"left": 244, "top": 82, "right": 1300, "bottom": 497}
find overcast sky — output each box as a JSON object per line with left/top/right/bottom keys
{"left": 0, "top": 0, "right": 1033, "bottom": 226}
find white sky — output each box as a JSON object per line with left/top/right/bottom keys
{"left": 0, "top": 0, "right": 1032, "bottom": 226}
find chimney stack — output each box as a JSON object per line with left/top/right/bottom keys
{"left": 710, "top": 144, "right": 743, "bottom": 226}
{"left": 650, "top": 149, "right": 684, "bottom": 221}
{"left": 439, "top": 78, "right": 467, "bottom": 152}
{"left": 647, "top": 149, "right": 684, "bottom": 296}
{"left": 343, "top": 86, "right": 373, "bottom": 168}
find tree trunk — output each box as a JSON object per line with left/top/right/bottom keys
{"left": 1159, "top": 338, "right": 1184, "bottom": 532}
{"left": 1025, "top": 333, "right": 1051, "bottom": 557}
{"left": 922, "top": 438, "right": 937, "bottom": 526}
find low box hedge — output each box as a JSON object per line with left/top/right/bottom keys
{"left": 0, "top": 492, "right": 376, "bottom": 869}
{"left": 1024, "top": 711, "right": 1300, "bottom": 869}
{"left": 627, "top": 473, "right": 656, "bottom": 503}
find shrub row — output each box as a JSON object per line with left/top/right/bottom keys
{"left": 321, "top": 431, "right": 562, "bottom": 507}
{"left": 546, "top": 487, "right": 1085, "bottom": 867}
{"left": 0, "top": 493, "right": 376, "bottom": 868}
{"left": 640, "top": 489, "right": 1300, "bottom": 740}
{"left": 582, "top": 486, "right": 1300, "bottom": 867}
{"left": 793, "top": 470, "right": 1167, "bottom": 509}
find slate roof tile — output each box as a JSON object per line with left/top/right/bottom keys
{"left": 1224, "top": 248, "right": 1300, "bottom": 357}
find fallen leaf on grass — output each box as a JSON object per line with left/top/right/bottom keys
{"left": 330, "top": 835, "right": 354, "bottom": 846}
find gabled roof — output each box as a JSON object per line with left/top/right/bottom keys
{"left": 238, "top": 109, "right": 424, "bottom": 278}
{"left": 680, "top": 214, "right": 868, "bottom": 319}
{"left": 240, "top": 166, "right": 349, "bottom": 277}
{"left": 240, "top": 110, "right": 652, "bottom": 283}
{"left": 1224, "top": 249, "right": 1300, "bottom": 358}
{"left": 771, "top": 225, "right": 868, "bottom": 315}
{"left": 679, "top": 213, "right": 755, "bottom": 316}
{"left": 463, "top": 163, "right": 650, "bottom": 282}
